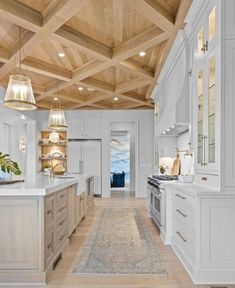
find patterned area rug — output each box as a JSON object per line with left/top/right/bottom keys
{"left": 73, "top": 208, "right": 167, "bottom": 275}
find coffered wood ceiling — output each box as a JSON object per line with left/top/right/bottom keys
{"left": 0, "top": 0, "right": 191, "bottom": 110}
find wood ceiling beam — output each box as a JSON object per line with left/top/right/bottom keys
{"left": 126, "top": 0, "right": 175, "bottom": 34}
{"left": 79, "top": 77, "right": 115, "bottom": 94}
{"left": 37, "top": 26, "right": 167, "bottom": 100}
{"left": 0, "top": 78, "right": 46, "bottom": 94}
{"left": 118, "top": 92, "right": 154, "bottom": 108}
{"left": 0, "top": 0, "right": 90, "bottom": 79}
{"left": 115, "top": 77, "right": 151, "bottom": 94}
{"left": 21, "top": 57, "right": 72, "bottom": 82}
{"left": 113, "top": 26, "right": 168, "bottom": 60}
{"left": 53, "top": 26, "right": 112, "bottom": 61}
{"left": 119, "top": 60, "right": 154, "bottom": 80}
{"left": 0, "top": 0, "right": 42, "bottom": 32}
{"left": 112, "top": 102, "right": 144, "bottom": 110}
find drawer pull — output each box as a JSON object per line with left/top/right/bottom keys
{"left": 47, "top": 209, "right": 53, "bottom": 215}
{"left": 176, "top": 231, "right": 187, "bottom": 242}
{"left": 60, "top": 234, "right": 66, "bottom": 242}
{"left": 176, "top": 193, "right": 186, "bottom": 200}
{"left": 47, "top": 243, "right": 53, "bottom": 250}
{"left": 60, "top": 194, "right": 65, "bottom": 198}
{"left": 176, "top": 209, "right": 187, "bottom": 218}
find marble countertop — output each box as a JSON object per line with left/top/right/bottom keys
{"left": 0, "top": 173, "right": 92, "bottom": 196}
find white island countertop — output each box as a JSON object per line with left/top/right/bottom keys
{"left": 0, "top": 174, "right": 92, "bottom": 196}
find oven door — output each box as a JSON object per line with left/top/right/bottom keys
{"left": 150, "top": 188, "right": 162, "bottom": 227}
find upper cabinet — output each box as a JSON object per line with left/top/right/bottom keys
{"left": 194, "top": 3, "right": 220, "bottom": 68}
{"left": 194, "top": 45, "right": 219, "bottom": 175}
{"left": 68, "top": 116, "right": 102, "bottom": 139}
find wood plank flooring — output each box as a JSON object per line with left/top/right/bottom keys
{"left": 14, "top": 192, "right": 210, "bottom": 288}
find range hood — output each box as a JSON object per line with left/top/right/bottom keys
{"left": 153, "top": 34, "right": 190, "bottom": 137}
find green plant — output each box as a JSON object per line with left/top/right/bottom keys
{"left": 159, "top": 164, "right": 168, "bottom": 174}
{"left": 42, "top": 163, "right": 51, "bottom": 169}
{"left": 0, "top": 152, "right": 21, "bottom": 175}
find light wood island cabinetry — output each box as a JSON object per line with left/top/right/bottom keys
{"left": 0, "top": 176, "right": 94, "bottom": 285}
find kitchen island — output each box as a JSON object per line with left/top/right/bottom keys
{"left": 0, "top": 174, "right": 94, "bottom": 285}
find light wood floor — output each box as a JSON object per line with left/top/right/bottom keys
{"left": 19, "top": 192, "right": 211, "bottom": 288}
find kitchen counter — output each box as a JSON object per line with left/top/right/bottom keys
{"left": 0, "top": 173, "right": 92, "bottom": 196}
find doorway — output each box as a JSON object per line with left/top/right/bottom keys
{"left": 109, "top": 121, "right": 138, "bottom": 198}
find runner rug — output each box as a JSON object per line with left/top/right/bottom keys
{"left": 73, "top": 207, "right": 167, "bottom": 275}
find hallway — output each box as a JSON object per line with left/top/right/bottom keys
{"left": 40, "top": 194, "right": 209, "bottom": 288}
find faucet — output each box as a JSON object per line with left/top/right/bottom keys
{"left": 49, "top": 152, "right": 66, "bottom": 178}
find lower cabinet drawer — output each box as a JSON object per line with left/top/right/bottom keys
{"left": 56, "top": 201, "right": 67, "bottom": 221}
{"left": 45, "top": 229, "right": 55, "bottom": 266}
{"left": 45, "top": 195, "right": 55, "bottom": 231}
{"left": 174, "top": 219, "right": 195, "bottom": 263}
{"left": 174, "top": 189, "right": 195, "bottom": 210}
{"left": 174, "top": 202, "right": 195, "bottom": 234}
{"left": 55, "top": 221, "right": 67, "bottom": 250}
{"left": 56, "top": 189, "right": 67, "bottom": 205}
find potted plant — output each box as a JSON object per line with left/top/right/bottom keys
{"left": 0, "top": 152, "right": 21, "bottom": 179}
{"left": 159, "top": 164, "right": 168, "bottom": 174}
{"left": 42, "top": 163, "right": 51, "bottom": 174}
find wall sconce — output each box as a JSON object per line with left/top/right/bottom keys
{"left": 19, "top": 138, "right": 26, "bottom": 152}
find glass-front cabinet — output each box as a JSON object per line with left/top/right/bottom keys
{"left": 195, "top": 45, "right": 219, "bottom": 174}
{"left": 195, "top": 4, "right": 218, "bottom": 67}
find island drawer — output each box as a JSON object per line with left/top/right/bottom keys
{"left": 55, "top": 221, "right": 67, "bottom": 250}
{"left": 45, "top": 229, "right": 55, "bottom": 266}
{"left": 56, "top": 201, "right": 67, "bottom": 221}
{"left": 56, "top": 189, "right": 67, "bottom": 205}
{"left": 45, "top": 195, "right": 55, "bottom": 231}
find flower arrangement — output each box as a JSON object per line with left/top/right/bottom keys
{"left": 159, "top": 164, "right": 168, "bottom": 174}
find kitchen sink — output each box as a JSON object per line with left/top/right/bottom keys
{"left": 55, "top": 175, "right": 75, "bottom": 179}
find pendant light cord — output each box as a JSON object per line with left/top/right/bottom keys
{"left": 19, "top": 26, "right": 22, "bottom": 74}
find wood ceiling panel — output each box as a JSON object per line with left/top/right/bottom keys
{"left": 0, "top": 0, "right": 192, "bottom": 110}
{"left": 16, "top": 0, "right": 60, "bottom": 13}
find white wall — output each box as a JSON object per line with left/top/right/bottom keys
{"left": 37, "top": 110, "right": 154, "bottom": 198}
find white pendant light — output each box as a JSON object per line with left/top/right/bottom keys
{"left": 48, "top": 108, "right": 67, "bottom": 130}
{"left": 3, "top": 27, "right": 36, "bottom": 110}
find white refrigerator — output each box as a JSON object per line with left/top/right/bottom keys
{"left": 68, "top": 139, "right": 102, "bottom": 196}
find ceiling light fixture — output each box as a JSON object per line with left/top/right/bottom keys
{"left": 78, "top": 87, "right": 83, "bottom": 91}
{"left": 171, "top": 125, "right": 175, "bottom": 128}
{"left": 4, "top": 27, "right": 36, "bottom": 110}
{"left": 162, "top": 131, "right": 166, "bottom": 135}
{"left": 167, "top": 128, "right": 170, "bottom": 132}
{"left": 48, "top": 81, "right": 67, "bottom": 130}
{"left": 54, "top": 97, "right": 58, "bottom": 101}
{"left": 48, "top": 109, "right": 67, "bottom": 130}
{"left": 114, "top": 97, "right": 119, "bottom": 101}
{"left": 58, "top": 52, "right": 65, "bottom": 58}
{"left": 139, "top": 51, "right": 146, "bottom": 57}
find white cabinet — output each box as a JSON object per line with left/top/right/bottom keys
{"left": 158, "top": 136, "right": 177, "bottom": 158}
{"left": 194, "top": 45, "right": 220, "bottom": 175}
{"left": 194, "top": 2, "right": 220, "bottom": 68}
{"left": 68, "top": 116, "right": 101, "bottom": 139}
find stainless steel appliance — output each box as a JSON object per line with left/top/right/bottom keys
{"left": 148, "top": 175, "right": 177, "bottom": 228}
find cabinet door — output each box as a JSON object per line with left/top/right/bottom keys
{"left": 68, "top": 117, "right": 85, "bottom": 138}
{"left": 86, "top": 117, "right": 101, "bottom": 139}
{"left": 67, "top": 185, "right": 76, "bottom": 237}
{"left": 195, "top": 45, "right": 219, "bottom": 173}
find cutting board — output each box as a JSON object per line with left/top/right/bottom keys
{"left": 172, "top": 158, "right": 181, "bottom": 175}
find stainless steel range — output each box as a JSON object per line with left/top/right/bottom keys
{"left": 148, "top": 175, "right": 177, "bottom": 228}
